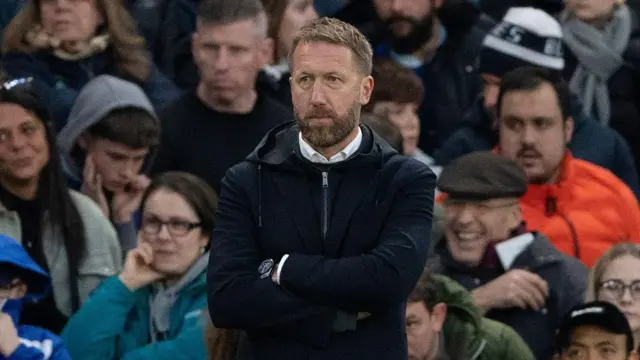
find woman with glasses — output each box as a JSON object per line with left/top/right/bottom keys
{"left": 62, "top": 171, "right": 216, "bottom": 360}
{"left": 0, "top": 78, "right": 121, "bottom": 335}
{"left": 1, "top": 0, "right": 179, "bottom": 131}
{"left": 586, "top": 243, "right": 640, "bottom": 349}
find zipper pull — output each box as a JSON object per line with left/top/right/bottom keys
{"left": 322, "top": 172, "right": 328, "bottom": 188}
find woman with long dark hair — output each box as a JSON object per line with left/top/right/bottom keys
{"left": 0, "top": 78, "right": 121, "bottom": 333}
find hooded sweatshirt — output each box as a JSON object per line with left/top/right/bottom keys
{"left": 57, "top": 74, "right": 159, "bottom": 188}
{"left": 57, "top": 75, "right": 159, "bottom": 252}
{"left": 0, "top": 234, "right": 72, "bottom": 360}
{"left": 62, "top": 253, "right": 209, "bottom": 360}
{"left": 432, "top": 275, "right": 534, "bottom": 360}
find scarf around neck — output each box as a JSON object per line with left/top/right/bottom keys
{"left": 25, "top": 26, "right": 110, "bottom": 61}
{"left": 560, "top": 5, "right": 632, "bottom": 125}
{"left": 148, "top": 252, "right": 209, "bottom": 342}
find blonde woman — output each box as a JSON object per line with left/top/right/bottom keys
{"left": 586, "top": 243, "right": 640, "bottom": 349}
{"left": 1, "top": 0, "right": 178, "bottom": 130}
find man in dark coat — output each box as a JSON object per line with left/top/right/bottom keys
{"left": 207, "top": 17, "right": 436, "bottom": 360}
{"left": 427, "top": 151, "right": 588, "bottom": 360}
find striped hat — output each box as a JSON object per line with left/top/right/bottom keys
{"left": 479, "top": 7, "right": 564, "bottom": 78}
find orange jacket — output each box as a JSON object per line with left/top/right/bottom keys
{"left": 521, "top": 152, "right": 640, "bottom": 267}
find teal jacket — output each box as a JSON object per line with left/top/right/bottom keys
{"left": 61, "top": 271, "right": 207, "bottom": 360}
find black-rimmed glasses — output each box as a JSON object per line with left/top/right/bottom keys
{"left": 598, "top": 279, "right": 640, "bottom": 301}
{"left": 141, "top": 216, "right": 202, "bottom": 237}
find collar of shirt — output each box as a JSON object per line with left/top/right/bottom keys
{"left": 298, "top": 127, "right": 362, "bottom": 164}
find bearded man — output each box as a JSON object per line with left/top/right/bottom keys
{"left": 367, "top": 0, "right": 495, "bottom": 154}
{"left": 207, "top": 17, "right": 436, "bottom": 360}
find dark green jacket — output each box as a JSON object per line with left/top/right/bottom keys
{"left": 433, "top": 275, "right": 535, "bottom": 360}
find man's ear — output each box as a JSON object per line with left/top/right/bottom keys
{"left": 358, "top": 76, "right": 374, "bottom": 105}
{"left": 430, "top": 302, "right": 448, "bottom": 332}
{"left": 564, "top": 116, "right": 575, "bottom": 144}
{"left": 77, "top": 133, "right": 92, "bottom": 150}
{"left": 258, "top": 37, "right": 275, "bottom": 68}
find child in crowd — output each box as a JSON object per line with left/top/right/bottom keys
{"left": 0, "top": 234, "right": 71, "bottom": 360}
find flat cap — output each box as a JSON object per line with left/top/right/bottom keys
{"left": 437, "top": 151, "right": 528, "bottom": 200}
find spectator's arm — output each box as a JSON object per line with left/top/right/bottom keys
{"left": 141, "top": 63, "right": 181, "bottom": 109}
{"left": 114, "top": 222, "right": 137, "bottom": 255}
{"left": 2, "top": 52, "right": 78, "bottom": 130}
{"left": 610, "top": 130, "right": 640, "bottom": 200}
{"left": 61, "top": 277, "right": 138, "bottom": 360}
{"left": 497, "top": 321, "right": 535, "bottom": 360}
{"left": 149, "top": 112, "right": 178, "bottom": 176}
{"left": 120, "top": 308, "right": 207, "bottom": 360}
{"left": 278, "top": 163, "right": 435, "bottom": 312}
{"left": 207, "top": 165, "right": 337, "bottom": 347}
{"left": 6, "top": 339, "right": 72, "bottom": 360}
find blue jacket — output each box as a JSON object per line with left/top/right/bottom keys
{"left": 61, "top": 258, "right": 208, "bottom": 360}
{"left": 2, "top": 50, "right": 179, "bottom": 130}
{"left": 0, "top": 235, "right": 71, "bottom": 360}
{"left": 433, "top": 98, "right": 640, "bottom": 198}
{"left": 208, "top": 123, "right": 436, "bottom": 359}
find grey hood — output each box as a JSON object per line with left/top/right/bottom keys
{"left": 57, "top": 74, "right": 159, "bottom": 183}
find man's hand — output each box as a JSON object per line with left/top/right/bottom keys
{"left": 0, "top": 313, "right": 20, "bottom": 357}
{"left": 112, "top": 175, "right": 150, "bottom": 224}
{"left": 80, "top": 153, "right": 109, "bottom": 217}
{"left": 471, "top": 269, "right": 549, "bottom": 313}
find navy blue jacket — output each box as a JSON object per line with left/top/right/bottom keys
{"left": 2, "top": 50, "right": 179, "bottom": 130}
{"left": 208, "top": 123, "right": 435, "bottom": 360}
{"left": 433, "top": 98, "right": 640, "bottom": 198}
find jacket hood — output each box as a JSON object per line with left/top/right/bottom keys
{"left": 433, "top": 274, "right": 485, "bottom": 358}
{"left": 246, "top": 121, "right": 399, "bottom": 169}
{"left": 0, "top": 234, "right": 50, "bottom": 302}
{"left": 57, "top": 74, "right": 159, "bottom": 183}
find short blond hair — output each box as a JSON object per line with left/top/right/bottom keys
{"left": 289, "top": 17, "right": 373, "bottom": 75}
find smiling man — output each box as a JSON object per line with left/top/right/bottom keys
{"left": 427, "top": 150, "right": 587, "bottom": 360}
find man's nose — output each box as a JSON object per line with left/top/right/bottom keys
{"left": 214, "top": 48, "right": 230, "bottom": 71}
{"left": 310, "top": 82, "right": 328, "bottom": 105}
{"left": 521, "top": 125, "right": 538, "bottom": 145}
{"left": 390, "top": 0, "right": 409, "bottom": 14}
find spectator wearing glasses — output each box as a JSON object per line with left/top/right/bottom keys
{"left": 62, "top": 171, "right": 216, "bottom": 360}
{"left": 587, "top": 243, "right": 640, "bottom": 350}
{"left": 428, "top": 151, "right": 587, "bottom": 360}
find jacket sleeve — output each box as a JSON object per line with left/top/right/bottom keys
{"left": 556, "top": 258, "right": 588, "bottom": 323}
{"left": 2, "top": 52, "right": 78, "bottom": 130}
{"left": 119, "top": 306, "right": 207, "bottom": 360}
{"left": 207, "top": 165, "right": 337, "bottom": 346}
{"left": 499, "top": 323, "right": 535, "bottom": 360}
{"left": 610, "top": 130, "right": 640, "bottom": 200}
{"left": 61, "top": 277, "right": 138, "bottom": 360}
{"left": 279, "top": 163, "right": 435, "bottom": 312}
{"left": 432, "top": 128, "right": 478, "bottom": 166}
{"left": 149, "top": 111, "right": 178, "bottom": 177}
{"left": 141, "top": 63, "right": 181, "bottom": 109}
